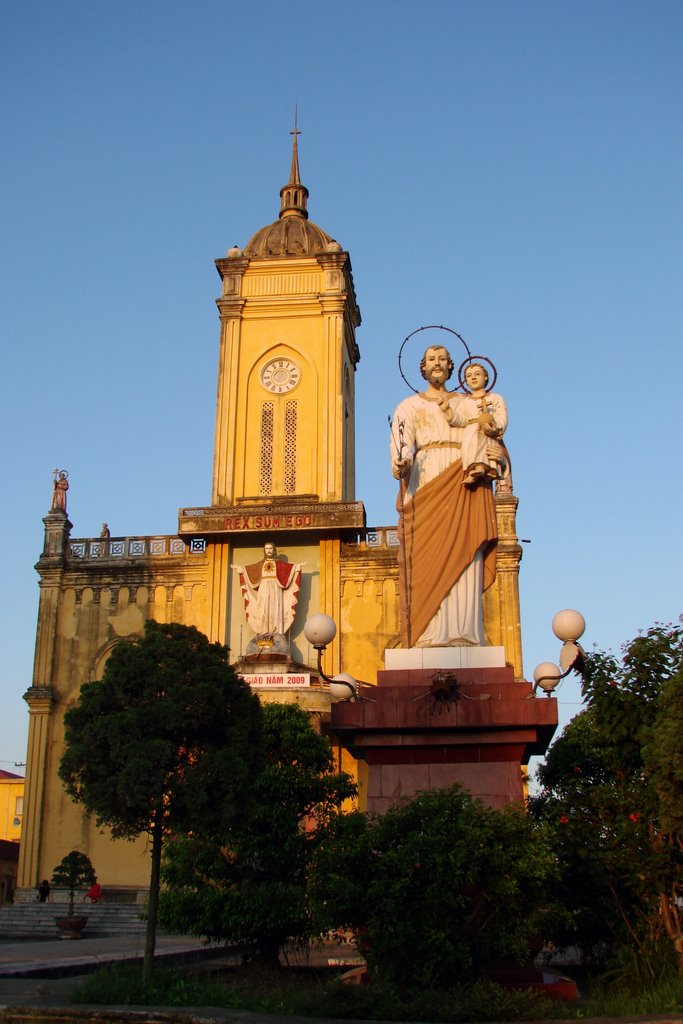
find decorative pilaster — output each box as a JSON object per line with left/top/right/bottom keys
{"left": 212, "top": 294, "right": 247, "bottom": 505}
{"left": 17, "top": 511, "right": 70, "bottom": 886}
{"left": 17, "top": 686, "right": 55, "bottom": 887}
{"left": 484, "top": 493, "right": 524, "bottom": 678}
{"left": 319, "top": 537, "right": 342, "bottom": 676}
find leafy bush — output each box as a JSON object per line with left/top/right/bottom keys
{"left": 69, "top": 964, "right": 237, "bottom": 1007}
{"left": 69, "top": 964, "right": 562, "bottom": 1021}
{"left": 585, "top": 972, "right": 683, "bottom": 1016}
{"left": 302, "top": 977, "right": 561, "bottom": 1022}
{"left": 313, "top": 784, "right": 558, "bottom": 989}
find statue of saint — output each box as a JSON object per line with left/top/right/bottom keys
{"left": 232, "top": 542, "right": 304, "bottom": 638}
{"left": 51, "top": 470, "right": 69, "bottom": 513}
{"left": 390, "top": 346, "right": 499, "bottom": 648}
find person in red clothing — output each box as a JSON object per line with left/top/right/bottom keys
{"left": 83, "top": 880, "right": 102, "bottom": 903}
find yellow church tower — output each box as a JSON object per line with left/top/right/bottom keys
{"left": 178, "top": 130, "right": 365, "bottom": 677}
{"left": 211, "top": 129, "right": 359, "bottom": 507}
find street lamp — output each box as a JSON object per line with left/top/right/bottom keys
{"left": 303, "top": 614, "right": 359, "bottom": 701}
{"left": 533, "top": 609, "right": 587, "bottom": 696}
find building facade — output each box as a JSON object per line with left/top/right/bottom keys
{"left": 17, "top": 139, "right": 526, "bottom": 896}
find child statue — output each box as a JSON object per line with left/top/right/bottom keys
{"left": 458, "top": 363, "right": 507, "bottom": 487}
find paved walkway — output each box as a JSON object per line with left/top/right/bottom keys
{"left": 0, "top": 933, "right": 361, "bottom": 1016}
{"left": 0, "top": 932, "right": 224, "bottom": 1006}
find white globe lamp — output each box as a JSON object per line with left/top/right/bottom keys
{"left": 552, "top": 609, "right": 586, "bottom": 643}
{"left": 329, "top": 672, "right": 359, "bottom": 702}
{"left": 304, "top": 614, "right": 337, "bottom": 649}
{"left": 533, "top": 661, "right": 562, "bottom": 694}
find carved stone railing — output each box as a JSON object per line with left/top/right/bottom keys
{"left": 67, "top": 535, "right": 205, "bottom": 562}
{"left": 343, "top": 527, "right": 400, "bottom": 550}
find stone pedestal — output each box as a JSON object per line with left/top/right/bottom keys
{"left": 235, "top": 651, "right": 333, "bottom": 714}
{"left": 329, "top": 654, "right": 557, "bottom": 813}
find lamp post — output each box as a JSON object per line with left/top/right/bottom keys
{"left": 303, "top": 614, "right": 359, "bottom": 701}
{"left": 533, "top": 609, "right": 587, "bottom": 696}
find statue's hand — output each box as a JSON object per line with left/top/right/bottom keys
{"left": 486, "top": 440, "right": 503, "bottom": 460}
{"left": 393, "top": 458, "right": 411, "bottom": 480}
{"left": 436, "top": 394, "right": 454, "bottom": 421}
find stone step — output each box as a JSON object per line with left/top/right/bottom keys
{"left": 0, "top": 901, "right": 148, "bottom": 939}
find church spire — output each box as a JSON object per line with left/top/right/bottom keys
{"left": 279, "top": 117, "right": 309, "bottom": 221}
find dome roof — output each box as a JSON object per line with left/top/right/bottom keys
{"left": 244, "top": 216, "right": 333, "bottom": 258}
{"left": 243, "top": 130, "right": 337, "bottom": 258}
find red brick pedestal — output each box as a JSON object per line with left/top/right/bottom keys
{"left": 329, "top": 665, "right": 557, "bottom": 812}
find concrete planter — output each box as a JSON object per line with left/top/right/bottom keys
{"left": 54, "top": 913, "right": 88, "bottom": 939}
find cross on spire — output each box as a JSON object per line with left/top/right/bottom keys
{"left": 279, "top": 109, "right": 309, "bottom": 220}
{"left": 286, "top": 106, "right": 303, "bottom": 191}
{"left": 290, "top": 104, "right": 301, "bottom": 143}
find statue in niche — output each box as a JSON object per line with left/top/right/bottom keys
{"left": 232, "top": 542, "right": 304, "bottom": 639}
{"left": 390, "top": 346, "right": 502, "bottom": 648}
{"left": 50, "top": 469, "right": 69, "bottom": 513}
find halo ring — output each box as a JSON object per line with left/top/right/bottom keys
{"left": 457, "top": 354, "right": 498, "bottom": 394}
{"left": 398, "top": 325, "right": 471, "bottom": 394}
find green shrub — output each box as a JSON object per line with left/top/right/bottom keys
{"left": 69, "top": 964, "right": 563, "bottom": 1021}
{"left": 313, "top": 785, "right": 558, "bottom": 989}
{"left": 585, "top": 974, "right": 683, "bottom": 1016}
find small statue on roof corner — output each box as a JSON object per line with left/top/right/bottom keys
{"left": 50, "top": 469, "right": 69, "bottom": 513}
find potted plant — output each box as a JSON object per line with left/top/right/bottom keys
{"left": 51, "top": 850, "right": 96, "bottom": 939}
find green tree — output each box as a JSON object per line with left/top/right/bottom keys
{"left": 159, "top": 702, "right": 356, "bottom": 966}
{"left": 312, "top": 785, "right": 558, "bottom": 989}
{"left": 642, "top": 657, "right": 683, "bottom": 834}
{"left": 59, "top": 620, "right": 263, "bottom": 981}
{"left": 643, "top": 657, "right": 683, "bottom": 969}
{"left": 51, "top": 850, "right": 96, "bottom": 917}
{"left": 530, "top": 622, "right": 683, "bottom": 977}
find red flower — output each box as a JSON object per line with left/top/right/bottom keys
{"left": 559, "top": 815, "right": 570, "bottom": 824}
{"left": 628, "top": 812, "right": 641, "bottom": 822}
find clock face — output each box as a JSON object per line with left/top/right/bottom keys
{"left": 260, "top": 358, "right": 300, "bottom": 394}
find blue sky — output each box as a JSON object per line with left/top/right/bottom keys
{"left": 2, "top": 1, "right": 681, "bottom": 771}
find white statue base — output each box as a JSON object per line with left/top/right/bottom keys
{"left": 384, "top": 646, "right": 506, "bottom": 671}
